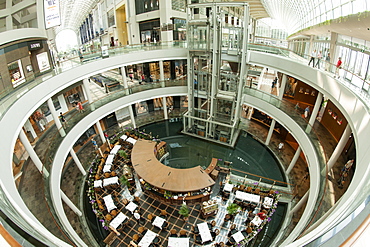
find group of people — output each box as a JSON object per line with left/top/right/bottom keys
{"left": 308, "top": 50, "right": 343, "bottom": 78}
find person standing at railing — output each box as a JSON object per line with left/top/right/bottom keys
{"left": 308, "top": 49, "right": 317, "bottom": 67}
{"left": 315, "top": 51, "right": 323, "bottom": 69}
{"left": 334, "top": 57, "right": 342, "bottom": 78}
{"left": 325, "top": 52, "right": 331, "bottom": 71}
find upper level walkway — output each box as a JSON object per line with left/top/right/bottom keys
{"left": 0, "top": 42, "right": 369, "bottom": 247}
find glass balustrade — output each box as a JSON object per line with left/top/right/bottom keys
{"left": 1, "top": 40, "right": 367, "bottom": 246}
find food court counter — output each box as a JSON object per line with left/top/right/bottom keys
{"left": 131, "top": 139, "right": 215, "bottom": 193}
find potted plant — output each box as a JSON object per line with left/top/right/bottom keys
{"left": 119, "top": 175, "right": 130, "bottom": 188}
{"left": 179, "top": 203, "right": 190, "bottom": 221}
{"left": 117, "top": 150, "right": 127, "bottom": 159}
{"left": 226, "top": 203, "right": 240, "bottom": 221}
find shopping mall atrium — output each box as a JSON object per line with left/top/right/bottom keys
{"left": 0, "top": 0, "right": 369, "bottom": 246}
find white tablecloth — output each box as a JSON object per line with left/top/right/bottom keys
{"left": 232, "top": 231, "right": 245, "bottom": 243}
{"left": 105, "top": 154, "right": 115, "bottom": 165}
{"left": 94, "top": 180, "right": 102, "bottom": 188}
{"left": 103, "top": 195, "right": 117, "bottom": 212}
{"left": 235, "top": 191, "right": 260, "bottom": 204}
{"left": 126, "top": 137, "right": 137, "bottom": 145}
{"left": 125, "top": 201, "right": 138, "bottom": 213}
{"left": 120, "top": 134, "right": 128, "bottom": 141}
{"left": 110, "top": 212, "right": 128, "bottom": 229}
{"left": 138, "top": 229, "right": 156, "bottom": 247}
{"left": 263, "top": 197, "right": 274, "bottom": 208}
{"left": 110, "top": 145, "right": 122, "bottom": 155}
{"left": 197, "top": 222, "right": 212, "bottom": 243}
{"left": 103, "top": 164, "right": 112, "bottom": 173}
{"left": 224, "top": 183, "right": 233, "bottom": 192}
{"left": 251, "top": 216, "right": 263, "bottom": 227}
{"left": 152, "top": 216, "right": 166, "bottom": 229}
{"left": 167, "top": 237, "right": 190, "bottom": 247}
{"left": 103, "top": 176, "right": 119, "bottom": 186}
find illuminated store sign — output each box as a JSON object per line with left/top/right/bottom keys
{"left": 28, "top": 41, "right": 43, "bottom": 51}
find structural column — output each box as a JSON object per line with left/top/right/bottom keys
{"left": 61, "top": 190, "right": 82, "bottom": 216}
{"left": 324, "top": 124, "right": 351, "bottom": 174}
{"left": 121, "top": 66, "right": 129, "bottom": 91}
{"left": 70, "top": 150, "right": 86, "bottom": 176}
{"left": 95, "top": 121, "right": 106, "bottom": 144}
{"left": 290, "top": 190, "right": 309, "bottom": 215}
{"left": 159, "top": 60, "right": 168, "bottom": 119}
{"left": 24, "top": 119, "right": 37, "bottom": 140}
{"left": 286, "top": 147, "right": 302, "bottom": 174}
{"left": 82, "top": 78, "right": 94, "bottom": 111}
{"left": 120, "top": 66, "right": 136, "bottom": 128}
{"left": 278, "top": 74, "right": 287, "bottom": 100}
{"left": 306, "top": 92, "right": 323, "bottom": 133}
{"left": 47, "top": 98, "right": 66, "bottom": 137}
{"left": 19, "top": 130, "right": 49, "bottom": 177}
{"left": 128, "top": 105, "right": 136, "bottom": 128}
{"left": 265, "top": 119, "right": 276, "bottom": 145}
{"left": 159, "top": 0, "right": 173, "bottom": 42}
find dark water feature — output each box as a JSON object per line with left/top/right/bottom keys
{"left": 85, "top": 119, "right": 287, "bottom": 246}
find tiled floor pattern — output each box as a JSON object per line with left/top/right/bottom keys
{"left": 100, "top": 186, "right": 275, "bottom": 247}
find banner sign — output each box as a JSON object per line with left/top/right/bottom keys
{"left": 44, "top": 0, "right": 61, "bottom": 29}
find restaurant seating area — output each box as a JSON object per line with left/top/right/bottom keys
{"left": 85, "top": 127, "right": 281, "bottom": 246}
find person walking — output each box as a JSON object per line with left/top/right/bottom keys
{"left": 325, "top": 52, "right": 331, "bottom": 71}
{"left": 278, "top": 142, "right": 284, "bottom": 152}
{"left": 59, "top": 112, "right": 68, "bottom": 128}
{"left": 308, "top": 49, "right": 317, "bottom": 67}
{"left": 334, "top": 57, "right": 342, "bottom": 78}
{"left": 315, "top": 51, "right": 322, "bottom": 69}
{"left": 304, "top": 106, "right": 310, "bottom": 118}
{"left": 77, "top": 101, "right": 84, "bottom": 113}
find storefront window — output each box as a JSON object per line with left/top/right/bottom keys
{"left": 135, "top": 0, "right": 159, "bottom": 15}
{"left": 8, "top": 60, "right": 25, "bottom": 88}
{"left": 36, "top": 52, "right": 51, "bottom": 73}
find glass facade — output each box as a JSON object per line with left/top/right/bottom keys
{"left": 261, "top": 0, "right": 370, "bottom": 33}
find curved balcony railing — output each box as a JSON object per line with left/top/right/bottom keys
{"left": 0, "top": 41, "right": 187, "bottom": 119}
{"left": 243, "top": 87, "right": 329, "bottom": 242}
{"left": 1, "top": 41, "right": 370, "bottom": 120}
{"left": 0, "top": 40, "right": 366, "bottom": 245}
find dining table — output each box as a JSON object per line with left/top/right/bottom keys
{"left": 263, "top": 197, "right": 274, "bottom": 208}
{"left": 94, "top": 180, "right": 102, "bottom": 188}
{"left": 197, "top": 222, "right": 212, "bottom": 243}
{"left": 103, "top": 194, "right": 117, "bottom": 212}
{"left": 167, "top": 237, "right": 190, "bottom": 247}
{"left": 110, "top": 145, "right": 122, "bottom": 155}
{"left": 231, "top": 231, "right": 245, "bottom": 243}
{"left": 109, "top": 212, "right": 128, "bottom": 229}
{"left": 152, "top": 216, "right": 166, "bottom": 229}
{"left": 138, "top": 229, "right": 157, "bottom": 247}
{"left": 251, "top": 215, "right": 263, "bottom": 227}
{"left": 235, "top": 190, "right": 260, "bottom": 204}
{"left": 103, "top": 176, "right": 119, "bottom": 187}
{"left": 120, "top": 134, "right": 128, "bottom": 141}
{"left": 103, "top": 164, "right": 112, "bottom": 173}
{"left": 223, "top": 183, "right": 234, "bottom": 192}
{"left": 105, "top": 154, "right": 115, "bottom": 165}
{"left": 126, "top": 137, "right": 137, "bottom": 145}
{"left": 125, "top": 201, "right": 138, "bottom": 214}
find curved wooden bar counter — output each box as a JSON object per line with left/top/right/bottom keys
{"left": 131, "top": 139, "right": 215, "bottom": 192}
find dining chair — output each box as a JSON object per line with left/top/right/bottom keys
{"left": 179, "top": 229, "right": 187, "bottom": 237}
{"left": 169, "top": 228, "right": 178, "bottom": 237}
{"left": 211, "top": 220, "right": 216, "bottom": 227}
{"left": 133, "top": 234, "right": 140, "bottom": 242}
{"left": 147, "top": 213, "right": 154, "bottom": 222}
